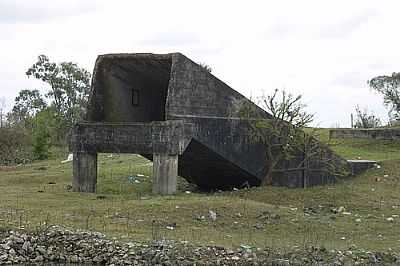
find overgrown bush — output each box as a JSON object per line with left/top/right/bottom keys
{"left": 32, "top": 109, "right": 53, "bottom": 160}
{"left": 0, "top": 128, "right": 32, "bottom": 165}
{"left": 354, "top": 106, "right": 381, "bottom": 129}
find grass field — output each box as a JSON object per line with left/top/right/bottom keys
{"left": 1, "top": 129, "right": 400, "bottom": 252}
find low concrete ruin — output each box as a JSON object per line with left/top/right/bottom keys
{"left": 330, "top": 128, "right": 400, "bottom": 140}
{"left": 347, "top": 160, "right": 377, "bottom": 175}
{"left": 71, "top": 53, "right": 350, "bottom": 194}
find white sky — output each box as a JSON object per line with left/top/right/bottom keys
{"left": 1, "top": 0, "right": 400, "bottom": 127}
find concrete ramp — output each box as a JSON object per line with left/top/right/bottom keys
{"left": 71, "top": 53, "right": 351, "bottom": 194}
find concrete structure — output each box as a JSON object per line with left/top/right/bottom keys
{"left": 71, "top": 53, "right": 351, "bottom": 194}
{"left": 347, "top": 160, "right": 377, "bottom": 175}
{"left": 330, "top": 128, "right": 400, "bottom": 140}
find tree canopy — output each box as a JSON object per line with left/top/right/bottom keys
{"left": 368, "top": 72, "right": 400, "bottom": 121}
{"left": 26, "top": 55, "right": 91, "bottom": 126}
{"left": 10, "top": 89, "right": 47, "bottom": 126}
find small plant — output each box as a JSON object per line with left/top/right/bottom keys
{"left": 353, "top": 105, "right": 381, "bottom": 129}
{"left": 198, "top": 62, "right": 212, "bottom": 73}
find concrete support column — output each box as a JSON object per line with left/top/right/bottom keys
{"left": 73, "top": 151, "right": 97, "bottom": 193}
{"left": 152, "top": 154, "right": 178, "bottom": 195}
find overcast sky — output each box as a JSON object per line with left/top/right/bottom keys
{"left": 1, "top": 0, "right": 399, "bottom": 127}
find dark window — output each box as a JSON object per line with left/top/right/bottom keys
{"left": 132, "top": 89, "right": 139, "bottom": 106}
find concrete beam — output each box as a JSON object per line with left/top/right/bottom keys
{"left": 73, "top": 152, "right": 97, "bottom": 193}
{"left": 152, "top": 154, "right": 178, "bottom": 195}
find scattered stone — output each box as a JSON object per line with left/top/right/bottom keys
{"left": 240, "top": 244, "right": 252, "bottom": 250}
{"left": 61, "top": 153, "right": 73, "bottom": 164}
{"left": 34, "top": 255, "right": 44, "bottom": 262}
{"left": 22, "top": 241, "right": 30, "bottom": 251}
{"left": 166, "top": 226, "right": 175, "bottom": 230}
{"left": 195, "top": 215, "right": 205, "bottom": 221}
{"left": 209, "top": 210, "right": 217, "bottom": 221}
{"left": 254, "top": 223, "right": 264, "bottom": 230}
{"left": 304, "top": 207, "right": 318, "bottom": 215}
{"left": 0, "top": 225, "right": 399, "bottom": 265}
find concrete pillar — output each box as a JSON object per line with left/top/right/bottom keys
{"left": 73, "top": 151, "right": 97, "bottom": 193}
{"left": 152, "top": 154, "right": 178, "bottom": 195}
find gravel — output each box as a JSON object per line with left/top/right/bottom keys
{"left": 0, "top": 226, "right": 399, "bottom": 265}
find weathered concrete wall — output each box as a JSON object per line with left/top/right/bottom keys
{"left": 73, "top": 52, "right": 352, "bottom": 192}
{"left": 73, "top": 152, "right": 97, "bottom": 192}
{"left": 70, "top": 121, "right": 191, "bottom": 155}
{"left": 166, "top": 54, "right": 269, "bottom": 119}
{"left": 153, "top": 154, "right": 178, "bottom": 194}
{"left": 330, "top": 128, "right": 400, "bottom": 140}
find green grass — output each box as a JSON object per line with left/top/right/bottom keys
{"left": 313, "top": 128, "right": 400, "bottom": 161}
{"left": 1, "top": 134, "right": 400, "bottom": 252}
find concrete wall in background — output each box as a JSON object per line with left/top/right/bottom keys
{"left": 330, "top": 128, "right": 400, "bottom": 140}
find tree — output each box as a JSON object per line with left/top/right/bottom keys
{"left": 368, "top": 72, "right": 400, "bottom": 121}
{"left": 239, "top": 89, "right": 314, "bottom": 185}
{"left": 32, "top": 109, "right": 53, "bottom": 160}
{"left": 353, "top": 105, "right": 381, "bottom": 129}
{"left": 10, "top": 89, "right": 47, "bottom": 127}
{"left": 26, "top": 55, "right": 91, "bottom": 127}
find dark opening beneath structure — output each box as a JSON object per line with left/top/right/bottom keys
{"left": 99, "top": 56, "right": 172, "bottom": 122}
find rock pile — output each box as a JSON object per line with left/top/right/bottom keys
{"left": 0, "top": 226, "right": 399, "bottom": 265}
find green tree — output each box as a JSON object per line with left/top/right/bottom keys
{"left": 26, "top": 55, "right": 91, "bottom": 127}
{"left": 10, "top": 89, "right": 47, "bottom": 127}
{"left": 32, "top": 109, "right": 52, "bottom": 160}
{"left": 368, "top": 72, "right": 400, "bottom": 120}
